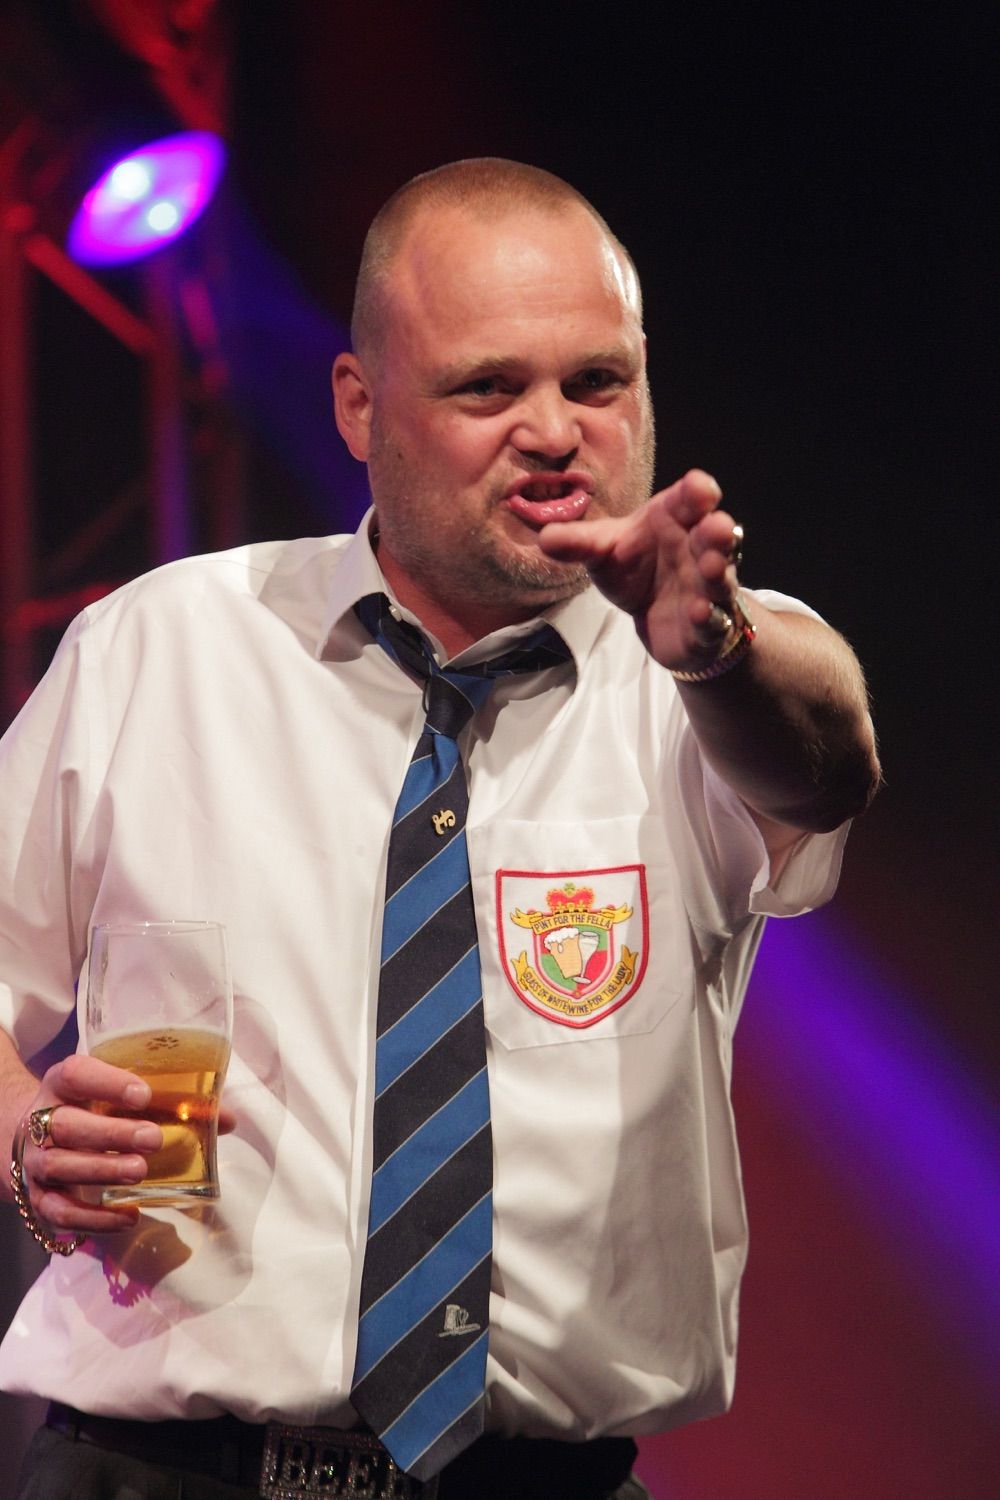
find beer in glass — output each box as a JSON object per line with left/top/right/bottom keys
{"left": 86, "top": 921, "right": 232, "bottom": 1206}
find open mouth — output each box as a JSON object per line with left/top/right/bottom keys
{"left": 504, "top": 475, "right": 592, "bottom": 527}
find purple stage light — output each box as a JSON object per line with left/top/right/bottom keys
{"left": 67, "top": 131, "right": 225, "bottom": 267}
{"left": 742, "top": 911, "right": 1000, "bottom": 1379}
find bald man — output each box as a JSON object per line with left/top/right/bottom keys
{"left": 1, "top": 160, "right": 879, "bottom": 1499}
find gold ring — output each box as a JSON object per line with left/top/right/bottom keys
{"left": 729, "top": 524, "right": 744, "bottom": 569}
{"left": 706, "top": 604, "right": 733, "bottom": 637}
{"left": 27, "top": 1105, "right": 60, "bottom": 1150}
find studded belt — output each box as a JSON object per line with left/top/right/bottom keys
{"left": 46, "top": 1403, "right": 638, "bottom": 1499}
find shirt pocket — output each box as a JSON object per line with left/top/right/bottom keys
{"left": 469, "top": 815, "right": 689, "bottom": 1050}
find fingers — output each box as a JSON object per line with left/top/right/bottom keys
{"left": 45, "top": 1051, "right": 153, "bottom": 1111}
{"left": 537, "top": 469, "right": 722, "bottom": 564}
{"left": 654, "top": 472, "right": 743, "bottom": 586}
{"left": 21, "top": 1056, "right": 166, "bottom": 1235}
{"left": 25, "top": 1113, "right": 160, "bottom": 1233}
{"left": 684, "top": 496, "right": 744, "bottom": 610}
{"left": 33, "top": 1104, "right": 161, "bottom": 1162}
{"left": 657, "top": 468, "right": 723, "bottom": 527}
{"left": 31, "top": 1055, "right": 163, "bottom": 1168}
{"left": 31, "top": 1187, "right": 140, "bottom": 1235}
{"left": 539, "top": 470, "right": 736, "bottom": 572}
{"left": 537, "top": 467, "right": 747, "bottom": 674}
{"left": 536, "top": 513, "right": 625, "bottom": 563}
{"left": 26, "top": 1133, "right": 150, "bottom": 1236}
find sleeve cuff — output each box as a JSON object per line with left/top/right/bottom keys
{"left": 699, "top": 759, "right": 851, "bottom": 921}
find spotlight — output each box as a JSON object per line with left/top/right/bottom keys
{"left": 67, "top": 131, "right": 226, "bottom": 267}
{"left": 0, "top": 0, "right": 227, "bottom": 268}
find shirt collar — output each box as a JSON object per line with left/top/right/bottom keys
{"left": 316, "top": 508, "right": 609, "bottom": 677}
{"left": 316, "top": 509, "right": 386, "bottom": 661}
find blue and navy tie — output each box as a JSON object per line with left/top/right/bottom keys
{"left": 350, "top": 593, "right": 569, "bottom": 1480}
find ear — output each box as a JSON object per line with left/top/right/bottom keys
{"left": 332, "top": 352, "right": 373, "bottom": 461}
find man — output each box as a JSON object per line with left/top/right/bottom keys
{"left": 0, "top": 159, "right": 879, "bottom": 1499}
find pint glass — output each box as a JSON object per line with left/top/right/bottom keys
{"left": 86, "top": 920, "right": 233, "bottom": 1206}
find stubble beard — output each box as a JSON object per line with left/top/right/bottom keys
{"left": 368, "top": 401, "right": 656, "bottom": 613}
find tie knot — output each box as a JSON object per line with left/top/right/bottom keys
{"left": 423, "top": 673, "right": 482, "bottom": 739}
{"left": 354, "top": 593, "right": 572, "bottom": 743}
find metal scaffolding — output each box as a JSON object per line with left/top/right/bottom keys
{"left": 0, "top": 0, "right": 238, "bottom": 727}
{"left": 2, "top": 154, "right": 246, "bottom": 725}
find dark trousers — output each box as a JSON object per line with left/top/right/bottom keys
{"left": 16, "top": 1421, "right": 653, "bottom": 1500}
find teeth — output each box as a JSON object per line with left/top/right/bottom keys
{"left": 522, "top": 482, "right": 570, "bottom": 500}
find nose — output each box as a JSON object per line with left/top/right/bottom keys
{"left": 510, "top": 385, "right": 580, "bottom": 464}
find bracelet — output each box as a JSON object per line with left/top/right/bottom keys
{"left": 9, "top": 1118, "right": 85, "bottom": 1256}
{"left": 670, "top": 593, "right": 757, "bottom": 684}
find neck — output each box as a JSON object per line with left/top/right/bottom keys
{"left": 375, "top": 551, "right": 549, "bottom": 660}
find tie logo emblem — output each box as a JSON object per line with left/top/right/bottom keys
{"left": 431, "top": 808, "right": 456, "bottom": 836}
{"left": 438, "top": 1303, "right": 480, "bottom": 1338}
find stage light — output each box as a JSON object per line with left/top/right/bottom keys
{"left": 66, "top": 131, "right": 226, "bottom": 268}
{"left": 109, "top": 161, "right": 152, "bottom": 202}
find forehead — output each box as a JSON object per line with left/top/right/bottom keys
{"left": 381, "top": 203, "right": 641, "bottom": 368}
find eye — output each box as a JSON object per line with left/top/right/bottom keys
{"left": 463, "top": 376, "right": 500, "bottom": 398}
{"left": 450, "top": 372, "right": 521, "bottom": 408}
{"left": 566, "top": 368, "right": 622, "bottom": 399}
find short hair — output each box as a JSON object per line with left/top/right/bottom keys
{"left": 351, "top": 157, "right": 641, "bottom": 369}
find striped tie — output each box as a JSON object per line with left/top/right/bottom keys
{"left": 350, "top": 593, "right": 569, "bottom": 1481}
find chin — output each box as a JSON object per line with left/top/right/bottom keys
{"left": 483, "top": 549, "right": 590, "bottom": 605}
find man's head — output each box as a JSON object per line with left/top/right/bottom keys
{"left": 350, "top": 159, "right": 643, "bottom": 375}
{"left": 333, "top": 159, "right": 655, "bottom": 649}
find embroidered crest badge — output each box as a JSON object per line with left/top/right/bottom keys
{"left": 495, "top": 866, "right": 649, "bottom": 1027}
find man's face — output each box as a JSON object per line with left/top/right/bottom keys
{"left": 347, "top": 202, "right": 654, "bottom": 631}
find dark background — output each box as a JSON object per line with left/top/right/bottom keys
{"left": 229, "top": 0, "right": 997, "bottom": 1077}
{"left": 2, "top": 3, "right": 997, "bottom": 1496}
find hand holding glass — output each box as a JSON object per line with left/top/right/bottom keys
{"left": 86, "top": 921, "right": 233, "bottom": 1206}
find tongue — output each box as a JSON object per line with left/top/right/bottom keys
{"left": 506, "top": 489, "right": 591, "bottom": 526}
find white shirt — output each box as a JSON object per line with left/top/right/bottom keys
{"left": 0, "top": 516, "right": 847, "bottom": 1439}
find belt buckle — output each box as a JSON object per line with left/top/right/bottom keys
{"left": 260, "top": 1422, "right": 436, "bottom": 1499}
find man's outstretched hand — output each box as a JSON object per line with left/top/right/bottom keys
{"left": 538, "top": 469, "right": 742, "bottom": 672}
{"left": 541, "top": 466, "right": 880, "bottom": 832}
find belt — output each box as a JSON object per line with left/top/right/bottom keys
{"left": 46, "top": 1402, "right": 638, "bottom": 1499}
